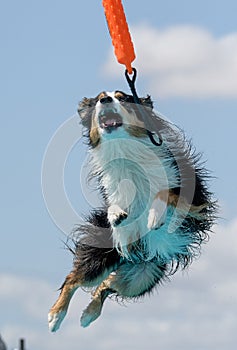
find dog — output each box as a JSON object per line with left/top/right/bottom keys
{"left": 48, "top": 90, "right": 216, "bottom": 331}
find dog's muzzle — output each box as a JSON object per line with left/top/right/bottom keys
{"left": 99, "top": 109, "right": 123, "bottom": 133}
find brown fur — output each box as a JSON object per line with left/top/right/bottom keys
{"left": 157, "top": 189, "right": 209, "bottom": 220}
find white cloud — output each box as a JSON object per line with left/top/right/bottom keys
{"left": 1, "top": 218, "right": 237, "bottom": 350}
{"left": 0, "top": 274, "right": 52, "bottom": 320}
{"left": 103, "top": 24, "right": 237, "bottom": 98}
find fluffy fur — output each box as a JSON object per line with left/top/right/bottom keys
{"left": 48, "top": 91, "right": 216, "bottom": 331}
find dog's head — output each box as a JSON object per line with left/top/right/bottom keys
{"left": 78, "top": 91, "right": 153, "bottom": 147}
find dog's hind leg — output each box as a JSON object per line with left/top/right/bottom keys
{"left": 80, "top": 274, "right": 115, "bottom": 328}
{"left": 81, "top": 262, "right": 166, "bottom": 327}
{"left": 48, "top": 231, "right": 121, "bottom": 331}
{"left": 48, "top": 271, "right": 83, "bottom": 332}
{"left": 48, "top": 262, "right": 119, "bottom": 332}
{"left": 48, "top": 209, "right": 121, "bottom": 331}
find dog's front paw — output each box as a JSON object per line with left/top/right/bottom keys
{"left": 147, "top": 198, "right": 167, "bottom": 231}
{"left": 108, "top": 205, "right": 128, "bottom": 226}
{"left": 147, "top": 208, "right": 166, "bottom": 230}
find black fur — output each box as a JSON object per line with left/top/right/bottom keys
{"left": 71, "top": 210, "right": 121, "bottom": 282}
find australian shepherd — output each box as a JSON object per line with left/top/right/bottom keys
{"left": 48, "top": 90, "right": 216, "bottom": 331}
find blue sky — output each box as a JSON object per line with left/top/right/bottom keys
{"left": 1, "top": 0, "right": 237, "bottom": 349}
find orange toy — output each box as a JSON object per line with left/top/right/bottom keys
{"left": 102, "top": 0, "right": 136, "bottom": 74}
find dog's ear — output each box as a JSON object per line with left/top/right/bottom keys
{"left": 140, "top": 95, "right": 153, "bottom": 109}
{"left": 78, "top": 97, "right": 96, "bottom": 120}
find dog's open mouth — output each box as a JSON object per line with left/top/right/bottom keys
{"left": 99, "top": 110, "right": 123, "bottom": 132}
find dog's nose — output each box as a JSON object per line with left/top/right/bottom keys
{"left": 100, "top": 96, "right": 113, "bottom": 104}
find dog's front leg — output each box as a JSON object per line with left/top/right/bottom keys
{"left": 147, "top": 190, "right": 168, "bottom": 230}
{"left": 108, "top": 204, "right": 128, "bottom": 226}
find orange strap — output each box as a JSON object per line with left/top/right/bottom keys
{"left": 102, "top": 0, "right": 136, "bottom": 74}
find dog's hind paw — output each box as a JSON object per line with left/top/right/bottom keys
{"left": 48, "top": 310, "right": 67, "bottom": 332}
{"left": 80, "top": 300, "right": 103, "bottom": 328}
{"left": 108, "top": 205, "right": 128, "bottom": 226}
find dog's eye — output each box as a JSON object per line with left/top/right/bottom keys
{"left": 115, "top": 94, "right": 126, "bottom": 102}
{"left": 115, "top": 93, "right": 132, "bottom": 103}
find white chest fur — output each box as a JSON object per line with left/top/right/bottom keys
{"left": 90, "top": 134, "right": 180, "bottom": 259}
